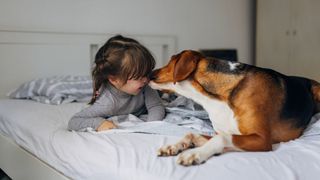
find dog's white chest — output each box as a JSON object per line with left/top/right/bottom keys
{"left": 174, "top": 81, "right": 241, "bottom": 135}
{"left": 201, "top": 99, "right": 240, "bottom": 135}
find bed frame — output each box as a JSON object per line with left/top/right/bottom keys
{"left": 0, "top": 29, "right": 176, "bottom": 179}
{"left": 0, "top": 29, "right": 176, "bottom": 99}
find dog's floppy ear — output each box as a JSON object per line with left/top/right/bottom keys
{"left": 173, "top": 50, "right": 202, "bottom": 83}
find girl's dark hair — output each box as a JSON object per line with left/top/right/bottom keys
{"left": 89, "top": 35, "right": 156, "bottom": 104}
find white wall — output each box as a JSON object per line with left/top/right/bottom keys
{"left": 0, "top": 0, "right": 254, "bottom": 64}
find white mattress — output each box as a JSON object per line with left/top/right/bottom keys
{"left": 1, "top": 99, "right": 320, "bottom": 180}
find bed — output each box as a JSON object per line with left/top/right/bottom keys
{"left": 1, "top": 30, "right": 320, "bottom": 180}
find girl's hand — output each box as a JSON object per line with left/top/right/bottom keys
{"left": 97, "top": 120, "right": 117, "bottom": 131}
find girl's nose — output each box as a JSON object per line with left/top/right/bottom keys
{"left": 143, "top": 77, "right": 149, "bottom": 83}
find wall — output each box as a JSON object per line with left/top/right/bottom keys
{"left": 0, "top": 0, "right": 254, "bottom": 64}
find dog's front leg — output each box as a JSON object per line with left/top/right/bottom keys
{"left": 177, "top": 134, "right": 233, "bottom": 166}
{"left": 158, "top": 133, "right": 209, "bottom": 156}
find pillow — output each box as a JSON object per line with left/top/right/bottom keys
{"left": 8, "top": 75, "right": 93, "bottom": 105}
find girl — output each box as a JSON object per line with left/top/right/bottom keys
{"left": 68, "top": 35, "right": 165, "bottom": 131}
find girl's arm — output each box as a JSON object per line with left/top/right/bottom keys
{"left": 144, "top": 86, "right": 166, "bottom": 121}
{"left": 68, "top": 93, "right": 116, "bottom": 131}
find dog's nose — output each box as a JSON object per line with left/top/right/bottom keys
{"left": 150, "top": 70, "right": 159, "bottom": 80}
{"left": 149, "top": 74, "right": 156, "bottom": 80}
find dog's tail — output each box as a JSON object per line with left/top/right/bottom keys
{"left": 311, "top": 80, "right": 320, "bottom": 101}
{"left": 311, "top": 80, "right": 320, "bottom": 112}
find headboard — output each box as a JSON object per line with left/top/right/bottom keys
{"left": 0, "top": 30, "right": 176, "bottom": 98}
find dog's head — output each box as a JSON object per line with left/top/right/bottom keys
{"left": 149, "top": 50, "right": 203, "bottom": 92}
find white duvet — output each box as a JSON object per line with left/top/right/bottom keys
{"left": 1, "top": 99, "right": 320, "bottom": 180}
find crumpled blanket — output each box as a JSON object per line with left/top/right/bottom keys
{"left": 90, "top": 95, "right": 215, "bottom": 136}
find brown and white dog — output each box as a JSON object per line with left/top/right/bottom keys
{"left": 149, "top": 50, "right": 320, "bottom": 166}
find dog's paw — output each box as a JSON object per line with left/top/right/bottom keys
{"left": 177, "top": 149, "right": 207, "bottom": 166}
{"left": 157, "top": 145, "right": 182, "bottom": 156}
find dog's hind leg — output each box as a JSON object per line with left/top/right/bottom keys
{"left": 232, "top": 134, "right": 272, "bottom": 151}
{"left": 157, "top": 133, "right": 210, "bottom": 156}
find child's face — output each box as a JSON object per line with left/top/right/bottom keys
{"left": 110, "top": 76, "right": 149, "bottom": 95}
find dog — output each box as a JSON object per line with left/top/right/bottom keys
{"left": 149, "top": 50, "right": 320, "bottom": 166}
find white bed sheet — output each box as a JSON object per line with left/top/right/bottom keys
{"left": 1, "top": 99, "right": 320, "bottom": 180}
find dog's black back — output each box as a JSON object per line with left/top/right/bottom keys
{"left": 281, "top": 76, "right": 315, "bottom": 128}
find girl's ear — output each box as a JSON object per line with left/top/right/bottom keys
{"left": 108, "top": 75, "right": 119, "bottom": 85}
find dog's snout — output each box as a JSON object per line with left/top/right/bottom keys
{"left": 150, "top": 69, "right": 159, "bottom": 80}
{"left": 149, "top": 74, "right": 156, "bottom": 81}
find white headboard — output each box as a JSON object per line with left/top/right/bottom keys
{"left": 0, "top": 30, "right": 176, "bottom": 98}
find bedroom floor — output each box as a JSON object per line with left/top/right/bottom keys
{"left": 0, "top": 169, "right": 11, "bottom": 180}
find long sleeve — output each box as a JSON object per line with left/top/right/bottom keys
{"left": 68, "top": 84, "right": 165, "bottom": 131}
{"left": 68, "top": 92, "right": 116, "bottom": 131}
{"left": 144, "top": 86, "right": 165, "bottom": 121}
